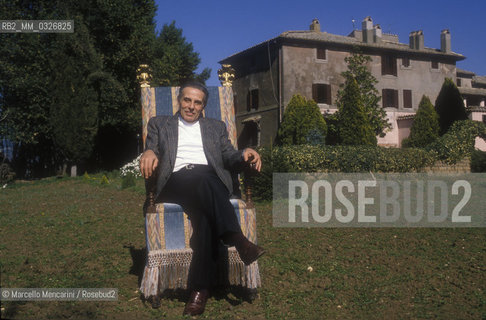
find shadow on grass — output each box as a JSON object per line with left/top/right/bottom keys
{"left": 141, "top": 286, "right": 257, "bottom": 311}
{"left": 3, "top": 301, "right": 22, "bottom": 320}
{"left": 124, "top": 245, "right": 146, "bottom": 288}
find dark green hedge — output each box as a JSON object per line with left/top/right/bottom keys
{"left": 246, "top": 120, "right": 486, "bottom": 201}
{"left": 471, "top": 150, "right": 486, "bottom": 172}
{"left": 246, "top": 145, "right": 436, "bottom": 201}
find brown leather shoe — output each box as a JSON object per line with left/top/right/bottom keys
{"left": 236, "top": 240, "right": 265, "bottom": 265}
{"left": 183, "top": 289, "right": 209, "bottom": 316}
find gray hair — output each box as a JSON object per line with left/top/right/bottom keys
{"left": 177, "top": 81, "right": 209, "bottom": 106}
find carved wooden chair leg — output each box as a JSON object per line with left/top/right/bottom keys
{"left": 247, "top": 288, "right": 258, "bottom": 302}
{"left": 149, "top": 295, "right": 161, "bottom": 309}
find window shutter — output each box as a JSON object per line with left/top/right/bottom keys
{"left": 382, "top": 54, "right": 397, "bottom": 75}
{"left": 317, "top": 85, "right": 325, "bottom": 103}
{"left": 312, "top": 84, "right": 318, "bottom": 102}
{"left": 403, "top": 90, "right": 412, "bottom": 108}
{"left": 251, "top": 89, "right": 259, "bottom": 110}
{"left": 382, "top": 89, "right": 389, "bottom": 107}
{"left": 317, "top": 48, "right": 326, "bottom": 60}
{"left": 382, "top": 89, "right": 398, "bottom": 108}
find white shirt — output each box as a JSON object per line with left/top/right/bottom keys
{"left": 173, "top": 117, "right": 208, "bottom": 172}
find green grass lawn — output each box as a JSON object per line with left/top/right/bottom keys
{"left": 0, "top": 175, "right": 485, "bottom": 319}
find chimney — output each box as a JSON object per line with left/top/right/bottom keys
{"left": 373, "top": 24, "right": 382, "bottom": 43}
{"left": 362, "top": 16, "right": 373, "bottom": 43}
{"left": 416, "top": 30, "right": 424, "bottom": 50}
{"left": 440, "top": 29, "right": 451, "bottom": 53}
{"left": 310, "top": 18, "right": 320, "bottom": 32}
{"left": 409, "top": 31, "right": 416, "bottom": 49}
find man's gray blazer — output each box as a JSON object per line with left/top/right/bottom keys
{"left": 145, "top": 113, "right": 244, "bottom": 199}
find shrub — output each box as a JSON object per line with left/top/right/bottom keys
{"left": 324, "top": 112, "right": 340, "bottom": 145}
{"left": 250, "top": 121, "right": 485, "bottom": 200}
{"left": 249, "top": 145, "right": 437, "bottom": 201}
{"left": 276, "top": 94, "right": 327, "bottom": 145}
{"left": 100, "top": 175, "right": 110, "bottom": 185}
{"left": 435, "top": 78, "right": 468, "bottom": 136}
{"left": 403, "top": 95, "right": 439, "bottom": 148}
{"left": 427, "top": 120, "right": 486, "bottom": 164}
{"left": 337, "top": 51, "right": 390, "bottom": 137}
{"left": 120, "top": 154, "right": 142, "bottom": 177}
{"left": 337, "top": 77, "right": 376, "bottom": 146}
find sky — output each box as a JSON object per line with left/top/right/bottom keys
{"left": 153, "top": 0, "right": 485, "bottom": 86}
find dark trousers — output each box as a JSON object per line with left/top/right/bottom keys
{"left": 157, "top": 164, "right": 242, "bottom": 290}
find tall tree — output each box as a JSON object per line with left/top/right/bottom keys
{"left": 337, "top": 51, "right": 390, "bottom": 137}
{"left": 337, "top": 77, "right": 376, "bottom": 146}
{"left": 0, "top": 1, "right": 59, "bottom": 177}
{"left": 49, "top": 19, "right": 101, "bottom": 172}
{"left": 435, "top": 78, "right": 468, "bottom": 135}
{"left": 0, "top": 1, "right": 211, "bottom": 176}
{"left": 0, "top": 0, "right": 157, "bottom": 175}
{"left": 76, "top": 0, "right": 157, "bottom": 170}
{"left": 402, "top": 95, "right": 439, "bottom": 147}
{"left": 276, "top": 94, "right": 327, "bottom": 145}
{"left": 151, "top": 21, "right": 211, "bottom": 86}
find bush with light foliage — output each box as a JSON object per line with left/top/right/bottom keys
{"left": 276, "top": 94, "right": 327, "bottom": 145}
{"left": 402, "top": 95, "right": 439, "bottom": 148}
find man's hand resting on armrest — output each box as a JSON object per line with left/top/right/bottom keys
{"left": 140, "top": 149, "right": 159, "bottom": 179}
{"left": 242, "top": 148, "right": 262, "bottom": 172}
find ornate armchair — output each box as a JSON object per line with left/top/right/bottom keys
{"left": 137, "top": 67, "right": 261, "bottom": 306}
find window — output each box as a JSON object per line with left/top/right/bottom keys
{"left": 403, "top": 90, "right": 412, "bottom": 108}
{"left": 483, "top": 115, "right": 486, "bottom": 124}
{"left": 457, "top": 78, "right": 462, "bottom": 87}
{"left": 431, "top": 61, "right": 439, "bottom": 69}
{"left": 402, "top": 57, "right": 410, "bottom": 67}
{"left": 382, "top": 89, "right": 399, "bottom": 108}
{"left": 382, "top": 54, "right": 397, "bottom": 76}
{"left": 312, "top": 84, "right": 331, "bottom": 104}
{"left": 316, "top": 48, "right": 326, "bottom": 60}
{"left": 246, "top": 89, "right": 259, "bottom": 111}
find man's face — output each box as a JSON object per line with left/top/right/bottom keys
{"left": 178, "top": 87, "right": 205, "bottom": 123}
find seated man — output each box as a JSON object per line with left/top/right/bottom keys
{"left": 139, "top": 81, "right": 264, "bottom": 316}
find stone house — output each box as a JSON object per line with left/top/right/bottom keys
{"left": 219, "top": 17, "right": 483, "bottom": 149}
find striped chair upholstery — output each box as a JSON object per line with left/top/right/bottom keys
{"left": 139, "top": 86, "right": 261, "bottom": 299}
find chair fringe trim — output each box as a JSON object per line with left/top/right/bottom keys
{"left": 140, "top": 247, "right": 261, "bottom": 297}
